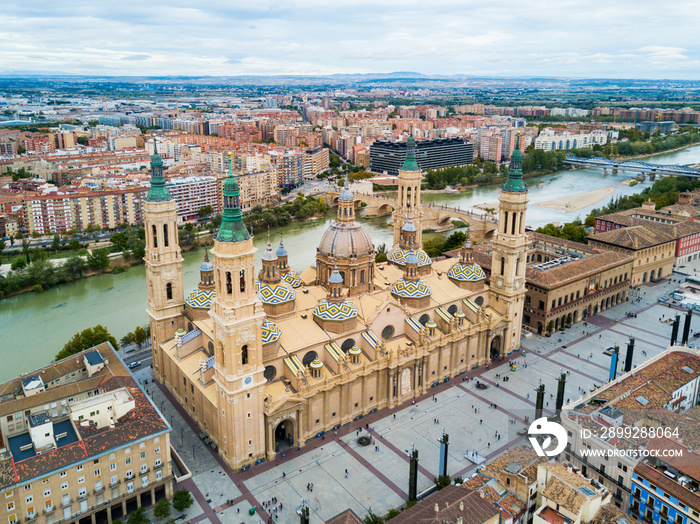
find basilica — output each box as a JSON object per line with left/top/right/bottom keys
{"left": 145, "top": 135, "right": 529, "bottom": 469}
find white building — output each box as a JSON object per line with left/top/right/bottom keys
{"left": 166, "top": 175, "right": 218, "bottom": 222}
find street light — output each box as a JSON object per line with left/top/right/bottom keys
{"left": 181, "top": 427, "right": 184, "bottom": 445}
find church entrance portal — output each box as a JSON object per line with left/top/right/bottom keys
{"left": 490, "top": 336, "right": 502, "bottom": 359}
{"left": 274, "top": 420, "right": 294, "bottom": 452}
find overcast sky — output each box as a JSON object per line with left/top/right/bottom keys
{"left": 2, "top": 0, "right": 699, "bottom": 79}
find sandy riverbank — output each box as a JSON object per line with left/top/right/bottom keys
{"left": 533, "top": 186, "right": 617, "bottom": 212}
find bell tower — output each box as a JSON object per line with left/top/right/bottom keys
{"left": 489, "top": 136, "right": 528, "bottom": 356}
{"left": 144, "top": 136, "right": 184, "bottom": 381}
{"left": 210, "top": 153, "right": 266, "bottom": 469}
{"left": 393, "top": 128, "right": 424, "bottom": 246}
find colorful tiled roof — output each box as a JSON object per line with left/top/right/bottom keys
{"left": 261, "top": 320, "right": 281, "bottom": 345}
{"left": 281, "top": 272, "right": 302, "bottom": 288}
{"left": 391, "top": 279, "right": 432, "bottom": 299}
{"left": 256, "top": 281, "right": 295, "bottom": 305}
{"left": 312, "top": 300, "right": 358, "bottom": 321}
{"left": 185, "top": 288, "right": 215, "bottom": 309}
{"left": 387, "top": 247, "right": 432, "bottom": 267}
{"left": 448, "top": 262, "right": 486, "bottom": 282}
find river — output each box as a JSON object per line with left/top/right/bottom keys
{"left": 2, "top": 144, "right": 700, "bottom": 380}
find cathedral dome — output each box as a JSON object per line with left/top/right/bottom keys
{"left": 447, "top": 262, "right": 486, "bottom": 282}
{"left": 200, "top": 259, "right": 214, "bottom": 272}
{"left": 387, "top": 247, "right": 432, "bottom": 267}
{"left": 390, "top": 279, "right": 431, "bottom": 299}
{"left": 256, "top": 281, "right": 295, "bottom": 305}
{"left": 318, "top": 221, "right": 374, "bottom": 258}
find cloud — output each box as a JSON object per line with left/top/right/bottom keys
{"left": 121, "top": 54, "right": 150, "bottom": 61}
{"left": 0, "top": 0, "right": 699, "bottom": 78}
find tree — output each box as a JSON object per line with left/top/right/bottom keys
{"left": 110, "top": 232, "right": 129, "bottom": 252}
{"left": 63, "top": 254, "right": 87, "bottom": 278}
{"left": 68, "top": 238, "right": 82, "bottom": 251}
{"left": 154, "top": 498, "right": 172, "bottom": 519}
{"left": 197, "top": 205, "right": 213, "bottom": 218}
{"left": 546, "top": 321, "right": 554, "bottom": 334}
{"left": 172, "top": 489, "right": 194, "bottom": 512}
{"left": 434, "top": 474, "right": 452, "bottom": 491}
{"left": 87, "top": 248, "right": 110, "bottom": 270}
{"left": 22, "top": 238, "right": 30, "bottom": 263}
{"left": 127, "top": 507, "right": 149, "bottom": 524}
{"left": 130, "top": 239, "right": 146, "bottom": 260}
{"left": 51, "top": 234, "right": 61, "bottom": 253}
{"left": 0, "top": 239, "right": 5, "bottom": 262}
{"left": 133, "top": 326, "right": 148, "bottom": 346}
{"left": 385, "top": 508, "right": 401, "bottom": 520}
{"left": 364, "top": 512, "right": 384, "bottom": 524}
{"left": 55, "top": 325, "right": 118, "bottom": 361}
{"left": 11, "top": 257, "right": 26, "bottom": 271}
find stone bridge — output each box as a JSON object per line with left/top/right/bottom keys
{"left": 324, "top": 191, "right": 498, "bottom": 242}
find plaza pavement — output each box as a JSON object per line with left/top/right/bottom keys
{"left": 129, "top": 264, "right": 698, "bottom": 523}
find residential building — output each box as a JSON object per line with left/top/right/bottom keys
{"left": 166, "top": 175, "right": 218, "bottom": 223}
{"left": 0, "top": 342, "right": 173, "bottom": 524}
{"left": 387, "top": 486, "right": 500, "bottom": 524}
{"left": 534, "top": 129, "right": 608, "bottom": 151}
{"left": 560, "top": 348, "right": 700, "bottom": 512}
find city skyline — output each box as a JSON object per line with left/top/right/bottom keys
{"left": 2, "top": 0, "right": 700, "bottom": 79}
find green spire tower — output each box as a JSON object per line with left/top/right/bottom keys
{"left": 401, "top": 126, "right": 420, "bottom": 172}
{"left": 502, "top": 133, "right": 527, "bottom": 193}
{"left": 146, "top": 135, "right": 171, "bottom": 202}
{"left": 216, "top": 152, "right": 251, "bottom": 242}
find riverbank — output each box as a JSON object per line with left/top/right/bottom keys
{"left": 534, "top": 186, "right": 617, "bottom": 213}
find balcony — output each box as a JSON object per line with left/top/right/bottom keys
{"left": 93, "top": 486, "right": 104, "bottom": 495}
{"left": 139, "top": 468, "right": 150, "bottom": 476}
{"left": 154, "top": 463, "right": 163, "bottom": 470}
{"left": 78, "top": 493, "right": 87, "bottom": 501}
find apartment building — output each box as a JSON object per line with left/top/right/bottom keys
{"left": 369, "top": 137, "right": 475, "bottom": 175}
{"left": 0, "top": 342, "right": 173, "bottom": 524}
{"left": 534, "top": 129, "right": 609, "bottom": 151}
{"left": 560, "top": 348, "right": 700, "bottom": 513}
{"left": 166, "top": 175, "right": 218, "bottom": 223}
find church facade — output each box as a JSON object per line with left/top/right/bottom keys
{"left": 147, "top": 140, "right": 528, "bottom": 470}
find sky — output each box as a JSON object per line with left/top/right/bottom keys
{"left": 2, "top": 0, "right": 700, "bottom": 79}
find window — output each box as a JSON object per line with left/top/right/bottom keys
{"left": 126, "top": 482, "right": 134, "bottom": 493}
{"left": 156, "top": 471, "right": 162, "bottom": 481}
{"left": 241, "top": 345, "right": 248, "bottom": 366}
{"left": 110, "top": 475, "right": 118, "bottom": 486}
{"left": 140, "top": 452, "right": 146, "bottom": 460}
{"left": 125, "top": 457, "right": 131, "bottom": 465}
{"left": 43, "top": 489, "right": 50, "bottom": 497}
{"left": 110, "top": 463, "right": 116, "bottom": 471}
{"left": 155, "top": 458, "right": 162, "bottom": 468}
{"left": 76, "top": 465, "right": 83, "bottom": 472}
{"left": 6, "top": 502, "right": 14, "bottom": 511}
{"left": 166, "top": 282, "right": 173, "bottom": 300}
{"left": 94, "top": 469, "right": 101, "bottom": 477}
{"left": 240, "top": 270, "right": 246, "bottom": 292}
{"left": 152, "top": 224, "right": 158, "bottom": 248}
{"left": 226, "top": 272, "right": 232, "bottom": 294}
{"left": 163, "top": 224, "right": 169, "bottom": 247}
{"left": 78, "top": 487, "right": 86, "bottom": 499}
{"left": 154, "top": 447, "right": 160, "bottom": 455}
{"left": 60, "top": 483, "right": 68, "bottom": 491}
{"left": 77, "top": 476, "right": 84, "bottom": 484}
{"left": 24, "top": 496, "right": 32, "bottom": 504}
{"left": 141, "top": 476, "right": 148, "bottom": 488}
{"left": 23, "top": 485, "right": 31, "bottom": 492}
{"left": 126, "top": 470, "right": 133, "bottom": 479}
{"left": 44, "top": 500, "right": 52, "bottom": 511}
{"left": 500, "top": 257, "right": 505, "bottom": 276}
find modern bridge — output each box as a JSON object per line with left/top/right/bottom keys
{"left": 564, "top": 154, "right": 700, "bottom": 178}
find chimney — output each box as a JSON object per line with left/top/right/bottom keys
{"left": 460, "top": 502, "right": 464, "bottom": 511}
{"left": 434, "top": 503, "right": 439, "bottom": 513}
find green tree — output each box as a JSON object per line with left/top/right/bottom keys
{"left": 133, "top": 326, "right": 148, "bottom": 346}
{"left": 546, "top": 321, "right": 554, "bottom": 334}
{"left": 154, "top": 498, "right": 172, "bottom": 519}
{"left": 172, "top": 489, "right": 194, "bottom": 512}
{"left": 11, "top": 257, "right": 27, "bottom": 271}
{"left": 87, "top": 248, "right": 110, "bottom": 270}
{"left": 385, "top": 508, "right": 401, "bottom": 520}
{"left": 110, "top": 232, "right": 129, "bottom": 252}
{"left": 434, "top": 474, "right": 452, "bottom": 491}
{"left": 364, "top": 511, "right": 384, "bottom": 524}
{"left": 63, "top": 254, "right": 87, "bottom": 278}
{"left": 68, "top": 238, "right": 82, "bottom": 251}
{"left": 56, "top": 325, "right": 118, "bottom": 361}
{"left": 197, "top": 205, "right": 213, "bottom": 217}
{"left": 22, "top": 238, "right": 30, "bottom": 263}
{"left": 0, "top": 239, "right": 5, "bottom": 262}
{"left": 127, "top": 507, "right": 149, "bottom": 524}
{"left": 51, "top": 234, "right": 61, "bottom": 253}
{"left": 131, "top": 240, "right": 146, "bottom": 260}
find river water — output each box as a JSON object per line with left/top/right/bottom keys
{"left": 2, "top": 145, "right": 700, "bottom": 380}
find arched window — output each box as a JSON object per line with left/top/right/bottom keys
{"left": 516, "top": 257, "right": 521, "bottom": 275}
{"left": 341, "top": 339, "right": 355, "bottom": 353}
{"left": 152, "top": 224, "right": 158, "bottom": 248}
{"left": 240, "top": 270, "right": 245, "bottom": 292}
{"left": 381, "top": 325, "right": 395, "bottom": 340}
{"left": 302, "top": 351, "right": 318, "bottom": 366}
{"left": 500, "top": 257, "right": 505, "bottom": 276}
{"left": 447, "top": 304, "right": 458, "bottom": 315}
{"left": 264, "top": 366, "right": 277, "bottom": 381}
{"left": 419, "top": 314, "right": 430, "bottom": 325}
{"left": 163, "top": 224, "right": 169, "bottom": 247}
{"left": 511, "top": 213, "right": 516, "bottom": 235}
{"left": 166, "top": 283, "right": 172, "bottom": 300}
{"left": 187, "top": 322, "right": 193, "bottom": 331}
{"left": 475, "top": 296, "right": 484, "bottom": 306}
{"left": 207, "top": 341, "right": 214, "bottom": 356}
{"left": 503, "top": 211, "right": 508, "bottom": 234}
{"left": 360, "top": 270, "right": 365, "bottom": 284}
{"left": 241, "top": 345, "right": 248, "bottom": 366}
{"left": 226, "top": 272, "right": 232, "bottom": 295}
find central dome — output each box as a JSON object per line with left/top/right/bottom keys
{"left": 318, "top": 221, "right": 374, "bottom": 258}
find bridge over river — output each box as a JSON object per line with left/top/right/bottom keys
{"left": 564, "top": 154, "right": 700, "bottom": 178}
{"left": 324, "top": 190, "right": 498, "bottom": 242}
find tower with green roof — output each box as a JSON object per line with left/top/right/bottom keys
{"left": 393, "top": 126, "right": 424, "bottom": 247}
{"left": 489, "top": 133, "right": 529, "bottom": 357}
{"left": 210, "top": 152, "right": 267, "bottom": 470}
{"left": 144, "top": 135, "right": 185, "bottom": 382}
